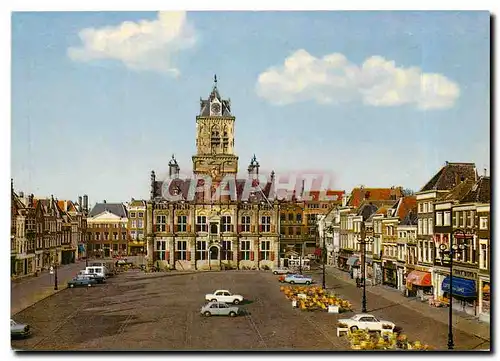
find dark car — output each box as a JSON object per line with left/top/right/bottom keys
{"left": 67, "top": 277, "right": 97, "bottom": 288}
{"left": 11, "top": 319, "right": 31, "bottom": 338}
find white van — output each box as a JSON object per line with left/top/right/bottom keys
{"left": 90, "top": 262, "right": 115, "bottom": 276}
{"left": 288, "top": 258, "right": 311, "bottom": 271}
{"left": 85, "top": 266, "right": 107, "bottom": 279}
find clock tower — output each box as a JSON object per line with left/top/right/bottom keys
{"left": 192, "top": 75, "right": 238, "bottom": 181}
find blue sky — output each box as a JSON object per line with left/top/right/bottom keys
{"left": 11, "top": 11, "right": 490, "bottom": 204}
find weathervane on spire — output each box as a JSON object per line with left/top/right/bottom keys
{"left": 214, "top": 74, "right": 218, "bottom": 87}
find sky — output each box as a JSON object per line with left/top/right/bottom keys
{"left": 11, "top": 11, "right": 491, "bottom": 204}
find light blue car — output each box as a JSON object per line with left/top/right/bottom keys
{"left": 284, "top": 274, "right": 313, "bottom": 285}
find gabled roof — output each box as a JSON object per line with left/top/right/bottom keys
{"left": 356, "top": 202, "right": 379, "bottom": 221}
{"left": 394, "top": 196, "right": 417, "bottom": 220}
{"left": 460, "top": 176, "right": 490, "bottom": 204}
{"left": 57, "top": 200, "right": 78, "bottom": 213}
{"left": 128, "top": 199, "right": 147, "bottom": 207}
{"left": 420, "top": 162, "right": 477, "bottom": 192}
{"left": 88, "top": 203, "right": 128, "bottom": 218}
{"left": 347, "top": 187, "right": 403, "bottom": 208}
{"left": 441, "top": 179, "right": 476, "bottom": 202}
{"left": 34, "top": 198, "right": 64, "bottom": 218}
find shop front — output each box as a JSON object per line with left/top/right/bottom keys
{"left": 347, "top": 256, "right": 360, "bottom": 279}
{"left": 337, "top": 250, "right": 351, "bottom": 271}
{"left": 406, "top": 269, "right": 433, "bottom": 299}
{"left": 478, "top": 277, "right": 490, "bottom": 323}
{"left": 441, "top": 276, "right": 478, "bottom": 316}
{"left": 382, "top": 260, "right": 397, "bottom": 288}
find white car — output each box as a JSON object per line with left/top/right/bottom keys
{"left": 205, "top": 290, "right": 244, "bottom": 304}
{"left": 338, "top": 314, "right": 395, "bottom": 333}
{"left": 272, "top": 267, "right": 291, "bottom": 275}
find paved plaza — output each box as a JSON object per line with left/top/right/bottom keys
{"left": 11, "top": 267, "right": 490, "bottom": 351}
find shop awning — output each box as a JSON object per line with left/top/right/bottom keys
{"left": 406, "top": 270, "right": 432, "bottom": 287}
{"left": 347, "top": 256, "right": 360, "bottom": 267}
{"left": 441, "top": 276, "right": 476, "bottom": 298}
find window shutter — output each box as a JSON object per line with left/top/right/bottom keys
{"left": 270, "top": 251, "right": 275, "bottom": 261}
{"left": 166, "top": 224, "right": 170, "bottom": 233}
{"left": 187, "top": 251, "right": 191, "bottom": 261}
{"left": 259, "top": 225, "right": 263, "bottom": 233}
{"left": 187, "top": 224, "right": 191, "bottom": 233}
{"left": 166, "top": 251, "right": 170, "bottom": 261}
{"left": 238, "top": 225, "right": 242, "bottom": 233}
{"left": 250, "top": 251, "right": 255, "bottom": 261}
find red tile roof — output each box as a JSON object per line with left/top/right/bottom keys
{"left": 307, "top": 190, "right": 344, "bottom": 202}
{"left": 396, "top": 196, "right": 417, "bottom": 220}
{"left": 348, "top": 187, "right": 403, "bottom": 208}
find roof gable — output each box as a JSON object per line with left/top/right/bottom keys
{"left": 89, "top": 210, "right": 123, "bottom": 221}
{"left": 420, "top": 162, "right": 477, "bottom": 192}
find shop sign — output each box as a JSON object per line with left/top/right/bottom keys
{"left": 453, "top": 268, "right": 477, "bottom": 280}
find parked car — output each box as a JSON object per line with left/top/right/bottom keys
{"left": 67, "top": 277, "right": 97, "bottom": 288}
{"left": 284, "top": 274, "right": 313, "bottom": 285}
{"left": 272, "top": 267, "right": 291, "bottom": 275}
{"left": 337, "top": 314, "right": 396, "bottom": 333}
{"left": 11, "top": 319, "right": 31, "bottom": 338}
{"left": 205, "top": 290, "right": 244, "bottom": 304}
{"left": 200, "top": 301, "right": 241, "bottom": 317}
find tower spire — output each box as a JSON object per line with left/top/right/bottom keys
{"left": 214, "top": 74, "right": 217, "bottom": 87}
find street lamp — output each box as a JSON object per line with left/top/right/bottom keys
{"left": 439, "top": 228, "right": 472, "bottom": 350}
{"left": 54, "top": 262, "right": 58, "bottom": 290}
{"left": 357, "top": 233, "right": 374, "bottom": 313}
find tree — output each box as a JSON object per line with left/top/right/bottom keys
{"left": 402, "top": 188, "right": 415, "bottom": 196}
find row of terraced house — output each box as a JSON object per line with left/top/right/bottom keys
{"left": 319, "top": 162, "right": 490, "bottom": 323}
{"left": 10, "top": 180, "right": 90, "bottom": 277}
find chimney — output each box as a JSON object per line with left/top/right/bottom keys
{"left": 19, "top": 191, "right": 24, "bottom": 198}
{"left": 150, "top": 170, "right": 156, "bottom": 200}
{"left": 484, "top": 168, "right": 487, "bottom": 177}
{"left": 79, "top": 196, "right": 83, "bottom": 212}
{"left": 83, "top": 195, "right": 88, "bottom": 212}
{"left": 29, "top": 194, "right": 34, "bottom": 207}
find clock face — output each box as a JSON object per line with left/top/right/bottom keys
{"left": 211, "top": 103, "right": 221, "bottom": 115}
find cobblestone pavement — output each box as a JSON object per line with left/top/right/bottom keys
{"left": 318, "top": 266, "right": 490, "bottom": 351}
{"left": 11, "top": 268, "right": 490, "bottom": 351}
{"left": 11, "top": 260, "right": 87, "bottom": 316}
{"left": 11, "top": 270, "right": 351, "bottom": 351}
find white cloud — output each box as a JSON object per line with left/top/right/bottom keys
{"left": 67, "top": 11, "right": 196, "bottom": 76}
{"left": 256, "top": 49, "right": 460, "bottom": 109}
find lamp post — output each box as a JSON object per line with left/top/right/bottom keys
{"left": 54, "top": 262, "right": 58, "bottom": 290}
{"left": 357, "top": 232, "right": 374, "bottom": 313}
{"left": 439, "top": 228, "right": 472, "bottom": 350}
